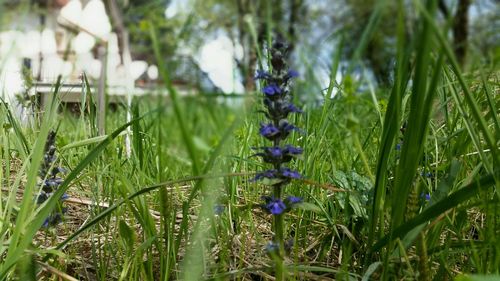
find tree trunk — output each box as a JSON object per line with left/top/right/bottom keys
{"left": 236, "top": 0, "right": 256, "bottom": 91}
{"left": 453, "top": 0, "right": 470, "bottom": 66}
{"left": 288, "top": 0, "right": 302, "bottom": 55}
{"left": 104, "top": 0, "right": 129, "bottom": 64}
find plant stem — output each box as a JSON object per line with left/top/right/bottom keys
{"left": 273, "top": 182, "right": 285, "bottom": 280}
{"left": 273, "top": 159, "right": 285, "bottom": 280}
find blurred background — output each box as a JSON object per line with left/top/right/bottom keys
{"left": 0, "top": 0, "right": 498, "bottom": 105}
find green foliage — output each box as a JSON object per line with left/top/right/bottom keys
{"left": 0, "top": 0, "right": 498, "bottom": 280}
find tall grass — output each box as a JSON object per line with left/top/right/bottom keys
{"left": 0, "top": 0, "right": 498, "bottom": 280}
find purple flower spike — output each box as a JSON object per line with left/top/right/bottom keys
{"left": 262, "top": 84, "right": 282, "bottom": 96}
{"left": 266, "top": 198, "right": 287, "bottom": 215}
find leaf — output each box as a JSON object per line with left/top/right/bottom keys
{"left": 192, "top": 136, "right": 211, "bottom": 152}
{"left": 455, "top": 275, "right": 500, "bottom": 281}
{"left": 295, "top": 202, "right": 322, "bottom": 213}
{"left": 362, "top": 262, "right": 382, "bottom": 281}
{"left": 119, "top": 220, "right": 136, "bottom": 253}
{"left": 350, "top": 171, "right": 373, "bottom": 191}
{"left": 332, "top": 170, "right": 350, "bottom": 189}
{"left": 261, "top": 178, "right": 284, "bottom": 186}
{"left": 349, "top": 195, "right": 367, "bottom": 219}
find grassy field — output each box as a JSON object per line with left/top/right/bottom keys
{"left": 0, "top": 2, "right": 499, "bottom": 281}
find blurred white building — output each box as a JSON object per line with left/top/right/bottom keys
{"left": 0, "top": 0, "right": 155, "bottom": 106}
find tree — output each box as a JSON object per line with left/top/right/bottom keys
{"left": 438, "top": 0, "right": 471, "bottom": 66}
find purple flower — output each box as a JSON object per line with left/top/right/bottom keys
{"left": 265, "top": 198, "right": 287, "bottom": 215}
{"left": 259, "top": 123, "right": 280, "bottom": 139}
{"left": 419, "top": 171, "right": 434, "bottom": 178}
{"left": 420, "top": 192, "right": 431, "bottom": 201}
{"left": 280, "top": 121, "right": 298, "bottom": 134}
{"left": 284, "top": 103, "right": 303, "bottom": 114}
{"left": 286, "top": 70, "right": 299, "bottom": 79}
{"left": 260, "top": 121, "right": 299, "bottom": 141}
{"left": 252, "top": 167, "right": 301, "bottom": 182}
{"left": 255, "top": 70, "right": 271, "bottom": 80}
{"left": 254, "top": 145, "right": 302, "bottom": 164}
{"left": 280, "top": 167, "right": 301, "bottom": 179}
{"left": 265, "top": 241, "right": 280, "bottom": 254}
{"left": 254, "top": 146, "right": 283, "bottom": 164}
{"left": 267, "top": 146, "right": 283, "bottom": 158}
{"left": 283, "top": 145, "right": 303, "bottom": 155}
{"left": 43, "top": 177, "right": 63, "bottom": 190}
{"left": 214, "top": 204, "right": 225, "bottom": 215}
{"left": 262, "top": 84, "right": 282, "bottom": 96}
{"left": 252, "top": 169, "right": 278, "bottom": 181}
{"left": 395, "top": 142, "right": 402, "bottom": 150}
{"left": 286, "top": 196, "right": 303, "bottom": 204}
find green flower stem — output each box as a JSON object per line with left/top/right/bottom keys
{"left": 273, "top": 183, "right": 285, "bottom": 280}
{"left": 273, "top": 210, "right": 285, "bottom": 281}
{"left": 272, "top": 131, "right": 285, "bottom": 280}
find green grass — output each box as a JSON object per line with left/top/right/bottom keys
{"left": 0, "top": 1, "right": 499, "bottom": 280}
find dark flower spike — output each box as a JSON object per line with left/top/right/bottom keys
{"left": 251, "top": 38, "right": 305, "bottom": 271}
{"left": 37, "top": 130, "right": 68, "bottom": 228}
